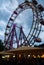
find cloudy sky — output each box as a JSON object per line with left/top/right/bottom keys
{"left": 0, "top": 0, "right": 44, "bottom": 45}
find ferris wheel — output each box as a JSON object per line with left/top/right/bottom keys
{"left": 4, "top": 0, "right": 44, "bottom": 50}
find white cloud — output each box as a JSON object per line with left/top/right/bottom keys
{"left": 0, "top": 20, "right": 6, "bottom": 38}
{"left": 0, "top": 20, "right": 6, "bottom": 28}
{"left": 0, "top": 20, "right": 5, "bottom": 41}
{"left": 14, "top": 9, "right": 32, "bottom": 37}
{"left": 0, "top": 2, "right": 11, "bottom": 14}
{"left": 0, "top": 31, "right": 4, "bottom": 36}
{"left": 0, "top": 30, "right": 5, "bottom": 41}
{"left": 0, "top": 0, "right": 18, "bottom": 14}
{"left": 0, "top": 20, "right": 6, "bottom": 40}
{"left": 0, "top": 0, "right": 18, "bottom": 41}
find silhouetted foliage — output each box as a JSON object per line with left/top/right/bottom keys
{"left": 39, "top": 44, "right": 44, "bottom": 47}
{"left": 0, "top": 40, "right": 4, "bottom": 51}
{"left": 34, "top": 44, "right": 44, "bottom": 47}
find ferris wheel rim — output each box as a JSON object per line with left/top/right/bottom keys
{"left": 4, "top": 1, "right": 42, "bottom": 49}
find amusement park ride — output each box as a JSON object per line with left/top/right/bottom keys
{"left": 0, "top": 0, "right": 44, "bottom": 59}
{"left": 4, "top": 0, "right": 44, "bottom": 50}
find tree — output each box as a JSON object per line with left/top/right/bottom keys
{"left": 39, "top": 44, "right": 44, "bottom": 47}
{"left": 0, "top": 40, "right": 4, "bottom": 51}
{"left": 34, "top": 44, "right": 44, "bottom": 47}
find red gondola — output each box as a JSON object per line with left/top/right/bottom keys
{"left": 19, "top": 5, "right": 23, "bottom": 9}
{"left": 13, "top": 11, "right": 18, "bottom": 15}
{"left": 40, "top": 19, "right": 44, "bottom": 25}
{"left": 5, "top": 33, "right": 8, "bottom": 36}
{"left": 10, "top": 18, "right": 14, "bottom": 21}
{"left": 32, "top": 0, "right": 38, "bottom": 5}
{"left": 38, "top": 4, "right": 44, "bottom": 12}
{"left": 7, "top": 25, "right": 10, "bottom": 28}
{"left": 34, "top": 38, "right": 41, "bottom": 42}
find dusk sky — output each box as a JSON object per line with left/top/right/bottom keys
{"left": 0, "top": 0, "right": 44, "bottom": 46}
